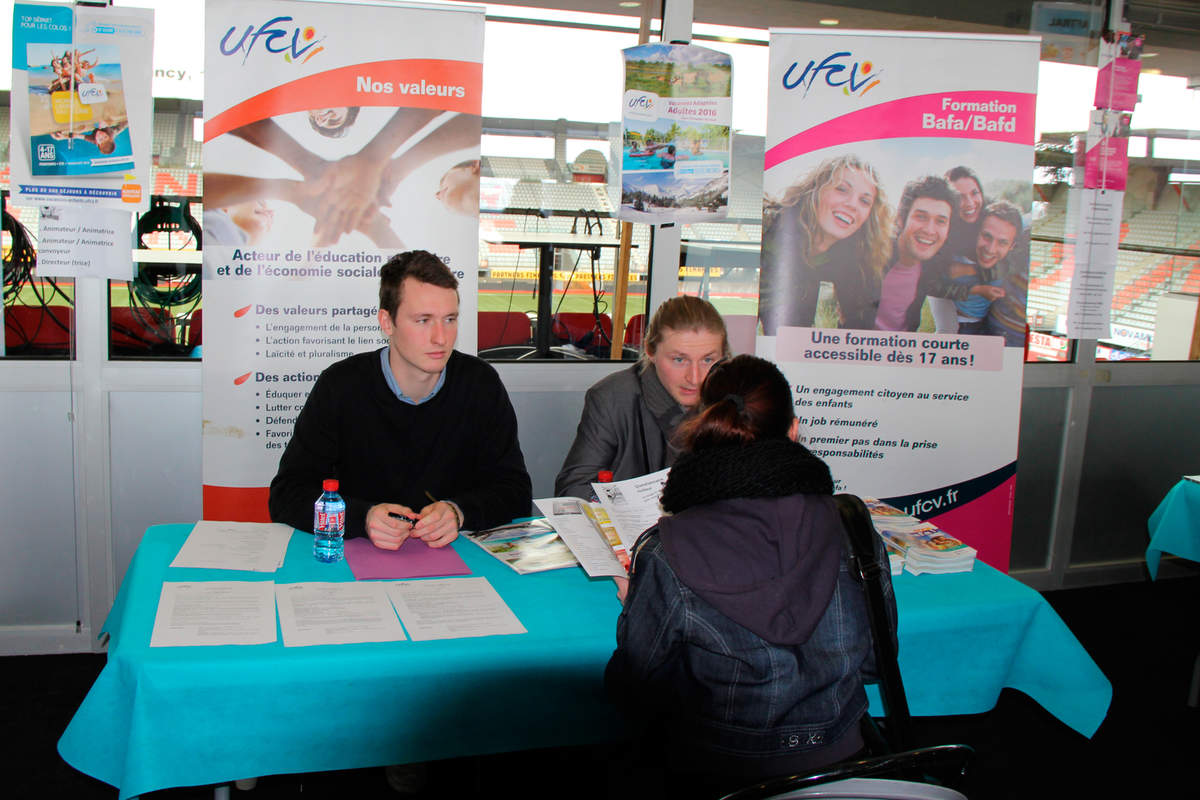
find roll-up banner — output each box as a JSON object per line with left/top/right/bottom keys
{"left": 760, "top": 31, "right": 1039, "bottom": 571}
{"left": 202, "top": 0, "right": 484, "bottom": 521}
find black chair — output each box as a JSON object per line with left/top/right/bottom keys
{"left": 718, "top": 495, "right": 973, "bottom": 800}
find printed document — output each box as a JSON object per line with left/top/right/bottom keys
{"left": 275, "top": 582, "right": 407, "bottom": 647}
{"left": 150, "top": 581, "right": 277, "bottom": 647}
{"left": 591, "top": 468, "right": 669, "bottom": 547}
{"left": 384, "top": 577, "right": 526, "bottom": 641}
{"left": 535, "top": 497, "right": 626, "bottom": 577}
{"left": 169, "top": 520, "right": 293, "bottom": 572}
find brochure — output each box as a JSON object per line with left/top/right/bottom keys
{"left": 534, "top": 468, "right": 669, "bottom": 578}
{"left": 863, "top": 497, "right": 977, "bottom": 576}
{"left": 463, "top": 519, "right": 579, "bottom": 575}
{"left": 25, "top": 42, "right": 134, "bottom": 175}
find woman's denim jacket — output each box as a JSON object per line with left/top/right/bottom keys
{"left": 606, "top": 528, "right": 896, "bottom": 775}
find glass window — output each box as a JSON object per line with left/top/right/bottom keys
{"left": 3, "top": 199, "right": 76, "bottom": 359}
{"left": 110, "top": 195, "right": 202, "bottom": 359}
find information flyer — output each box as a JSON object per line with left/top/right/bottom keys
{"left": 618, "top": 43, "right": 732, "bottom": 223}
{"left": 9, "top": 2, "right": 153, "bottom": 209}
{"left": 760, "top": 31, "right": 1039, "bottom": 570}
{"left": 202, "top": 0, "right": 484, "bottom": 521}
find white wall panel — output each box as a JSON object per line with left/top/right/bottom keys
{"left": 109, "top": 391, "right": 202, "bottom": 590}
{"left": 0, "top": 390, "right": 78, "bottom": 626}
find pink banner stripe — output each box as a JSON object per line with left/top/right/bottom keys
{"left": 765, "top": 91, "right": 1035, "bottom": 170}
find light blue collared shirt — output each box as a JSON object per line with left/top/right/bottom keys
{"left": 379, "top": 347, "right": 446, "bottom": 405}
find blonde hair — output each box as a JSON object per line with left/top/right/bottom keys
{"left": 640, "top": 295, "right": 730, "bottom": 367}
{"left": 771, "top": 155, "right": 892, "bottom": 280}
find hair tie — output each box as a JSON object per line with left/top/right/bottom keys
{"left": 723, "top": 393, "right": 745, "bottom": 412}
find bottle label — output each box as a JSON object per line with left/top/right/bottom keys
{"left": 316, "top": 510, "right": 344, "bottom": 531}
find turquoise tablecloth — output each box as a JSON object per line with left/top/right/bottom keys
{"left": 59, "top": 524, "right": 1111, "bottom": 799}
{"left": 1146, "top": 479, "right": 1200, "bottom": 579}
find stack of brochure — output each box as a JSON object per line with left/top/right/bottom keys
{"left": 863, "top": 498, "right": 976, "bottom": 575}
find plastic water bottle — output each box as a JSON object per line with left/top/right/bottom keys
{"left": 589, "top": 469, "right": 614, "bottom": 503}
{"left": 313, "top": 478, "right": 345, "bottom": 563}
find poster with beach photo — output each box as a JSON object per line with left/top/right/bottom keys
{"left": 761, "top": 31, "right": 1038, "bottom": 571}
{"left": 201, "top": 0, "right": 483, "bottom": 522}
{"left": 619, "top": 43, "right": 732, "bottom": 223}
{"left": 25, "top": 42, "right": 133, "bottom": 175}
{"left": 10, "top": 2, "right": 153, "bottom": 208}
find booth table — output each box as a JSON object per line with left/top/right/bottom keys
{"left": 1145, "top": 478, "right": 1200, "bottom": 705}
{"left": 1146, "top": 478, "right": 1200, "bottom": 579}
{"left": 59, "top": 524, "right": 1111, "bottom": 799}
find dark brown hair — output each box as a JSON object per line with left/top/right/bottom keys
{"left": 379, "top": 250, "right": 459, "bottom": 318}
{"left": 679, "top": 355, "right": 794, "bottom": 452}
{"left": 895, "top": 175, "right": 959, "bottom": 235}
{"left": 980, "top": 199, "right": 1023, "bottom": 234}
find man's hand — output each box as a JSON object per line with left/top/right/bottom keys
{"left": 365, "top": 503, "right": 417, "bottom": 550}
{"left": 412, "top": 501, "right": 460, "bottom": 548}
{"left": 309, "top": 153, "right": 389, "bottom": 245}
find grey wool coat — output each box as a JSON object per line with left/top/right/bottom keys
{"left": 554, "top": 364, "right": 686, "bottom": 499}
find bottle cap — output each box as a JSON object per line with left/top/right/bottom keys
{"left": 323, "top": 478, "right": 339, "bottom": 492}
{"left": 597, "top": 470, "right": 613, "bottom": 483}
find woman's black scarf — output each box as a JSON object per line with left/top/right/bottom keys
{"left": 660, "top": 438, "right": 833, "bottom": 514}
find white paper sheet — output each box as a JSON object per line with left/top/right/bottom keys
{"left": 275, "top": 582, "right": 407, "bottom": 647}
{"left": 169, "top": 520, "right": 294, "bottom": 572}
{"left": 384, "top": 577, "right": 526, "bottom": 641}
{"left": 1066, "top": 188, "right": 1123, "bottom": 339}
{"left": 535, "top": 497, "right": 626, "bottom": 577}
{"left": 591, "top": 468, "right": 669, "bottom": 548}
{"left": 150, "top": 581, "right": 277, "bottom": 647}
{"left": 35, "top": 205, "right": 134, "bottom": 279}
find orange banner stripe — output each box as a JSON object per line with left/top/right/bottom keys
{"left": 205, "top": 59, "right": 483, "bottom": 141}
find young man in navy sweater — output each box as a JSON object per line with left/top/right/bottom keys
{"left": 269, "top": 250, "right": 532, "bottom": 548}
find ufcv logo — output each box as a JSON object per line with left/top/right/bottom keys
{"left": 219, "top": 16, "right": 324, "bottom": 65}
{"left": 627, "top": 95, "right": 653, "bottom": 110}
{"left": 782, "top": 51, "right": 881, "bottom": 98}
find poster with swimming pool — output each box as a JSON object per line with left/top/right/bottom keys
{"left": 10, "top": 2, "right": 153, "bottom": 208}
{"left": 201, "top": 0, "right": 483, "bottom": 522}
{"left": 760, "top": 31, "right": 1039, "bottom": 572}
{"left": 618, "top": 43, "right": 732, "bottom": 223}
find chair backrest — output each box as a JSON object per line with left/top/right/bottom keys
{"left": 784, "top": 777, "right": 967, "bottom": 799}
{"left": 623, "top": 313, "right": 645, "bottom": 347}
{"left": 720, "top": 746, "right": 975, "bottom": 800}
{"left": 110, "top": 306, "right": 177, "bottom": 351}
{"left": 552, "top": 312, "right": 612, "bottom": 346}
{"left": 478, "top": 311, "right": 531, "bottom": 349}
{"left": 185, "top": 308, "right": 203, "bottom": 348}
{"left": 4, "top": 304, "right": 74, "bottom": 352}
{"left": 834, "top": 494, "right": 911, "bottom": 753}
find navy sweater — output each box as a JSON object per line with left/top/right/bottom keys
{"left": 269, "top": 349, "right": 532, "bottom": 537}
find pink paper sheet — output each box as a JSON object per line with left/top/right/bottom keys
{"left": 344, "top": 536, "right": 471, "bottom": 580}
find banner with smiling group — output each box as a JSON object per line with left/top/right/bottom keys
{"left": 202, "top": 0, "right": 483, "bottom": 521}
{"left": 760, "top": 31, "right": 1039, "bottom": 571}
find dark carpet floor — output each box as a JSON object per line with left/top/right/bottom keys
{"left": 7, "top": 574, "right": 1198, "bottom": 799}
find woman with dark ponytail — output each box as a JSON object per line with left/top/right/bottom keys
{"left": 605, "top": 355, "right": 892, "bottom": 794}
